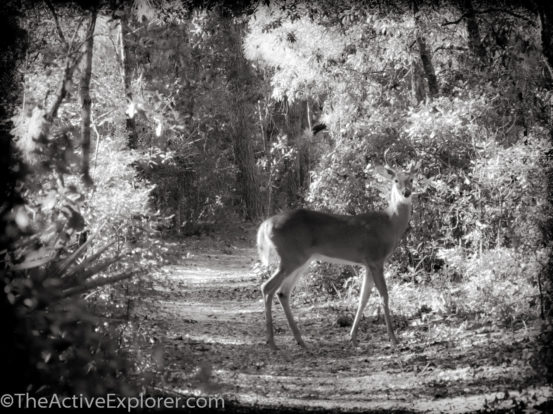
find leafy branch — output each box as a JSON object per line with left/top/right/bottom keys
{"left": 442, "top": 8, "right": 536, "bottom": 27}
{"left": 45, "top": 0, "right": 68, "bottom": 49}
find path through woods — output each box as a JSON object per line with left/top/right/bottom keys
{"left": 132, "top": 234, "right": 552, "bottom": 413}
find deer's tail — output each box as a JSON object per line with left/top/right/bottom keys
{"left": 256, "top": 219, "right": 275, "bottom": 266}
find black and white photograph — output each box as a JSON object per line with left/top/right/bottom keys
{"left": 1, "top": 0, "right": 552, "bottom": 412}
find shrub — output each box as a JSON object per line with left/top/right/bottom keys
{"left": 438, "top": 246, "right": 549, "bottom": 323}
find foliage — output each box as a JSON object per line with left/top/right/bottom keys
{"left": 4, "top": 0, "right": 553, "bottom": 400}
{"left": 470, "top": 133, "right": 552, "bottom": 251}
{"left": 244, "top": 4, "right": 347, "bottom": 102}
{"left": 246, "top": 1, "right": 553, "bottom": 329}
{"left": 304, "top": 262, "right": 358, "bottom": 298}
{"left": 5, "top": 97, "right": 147, "bottom": 392}
{"left": 257, "top": 133, "right": 300, "bottom": 211}
{"left": 125, "top": 8, "right": 264, "bottom": 227}
{"left": 533, "top": 320, "right": 553, "bottom": 384}
{"left": 438, "top": 246, "right": 548, "bottom": 323}
{"left": 2, "top": 143, "right": 140, "bottom": 395}
{"left": 2, "top": 1, "right": 157, "bottom": 396}
{"left": 84, "top": 137, "right": 154, "bottom": 242}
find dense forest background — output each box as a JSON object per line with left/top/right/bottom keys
{"left": 1, "top": 0, "right": 552, "bottom": 410}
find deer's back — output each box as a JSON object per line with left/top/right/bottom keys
{"left": 266, "top": 208, "right": 397, "bottom": 264}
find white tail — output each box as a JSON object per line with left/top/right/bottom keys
{"left": 256, "top": 220, "right": 274, "bottom": 266}
{"left": 257, "top": 161, "right": 419, "bottom": 349}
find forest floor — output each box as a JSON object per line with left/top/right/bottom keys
{"left": 132, "top": 228, "right": 553, "bottom": 413}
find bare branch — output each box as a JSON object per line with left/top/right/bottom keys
{"left": 443, "top": 8, "right": 536, "bottom": 27}
{"left": 67, "top": 15, "right": 86, "bottom": 54}
{"left": 46, "top": 49, "right": 86, "bottom": 121}
{"left": 44, "top": 6, "right": 100, "bottom": 124}
{"left": 45, "top": 0, "right": 68, "bottom": 49}
{"left": 57, "top": 270, "right": 138, "bottom": 299}
{"left": 61, "top": 240, "right": 116, "bottom": 278}
{"left": 482, "top": 8, "right": 536, "bottom": 25}
{"left": 66, "top": 254, "right": 121, "bottom": 285}
{"left": 442, "top": 14, "right": 466, "bottom": 26}
{"left": 53, "top": 230, "right": 97, "bottom": 275}
{"left": 543, "top": 55, "right": 553, "bottom": 79}
{"left": 433, "top": 45, "right": 468, "bottom": 54}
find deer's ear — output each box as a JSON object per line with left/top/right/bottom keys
{"left": 375, "top": 165, "right": 396, "bottom": 179}
{"left": 408, "top": 160, "right": 420, "bottom": 174}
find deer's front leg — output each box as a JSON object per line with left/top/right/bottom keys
{"left": 350, "top": 267, "right": 374, "bottom": 346}
{"left": 372, "top": 264, "right": 398, "bottom": 345}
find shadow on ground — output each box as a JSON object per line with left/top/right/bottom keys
{"left": 130, "top": 235, "right": 552, "bottom": 413}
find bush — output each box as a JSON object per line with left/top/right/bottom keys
{"left": 7, "top": 99, "right": 150, "bottom": 396}
{"left": 83, "top": 137, "right": 154, "bottom": 245}
{"left": 438, "top": 246, "right": 549, "bottom": 323}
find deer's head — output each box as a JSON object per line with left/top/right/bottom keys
{"left": 375, "top": 161, "right": 419, "bottom": 200}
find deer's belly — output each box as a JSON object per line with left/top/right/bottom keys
{"left": 311, "top": 254, "right": 363, "bottom": 267}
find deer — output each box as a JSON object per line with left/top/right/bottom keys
{"left": 257, "top": 161, "right": 419, "bottom": 349}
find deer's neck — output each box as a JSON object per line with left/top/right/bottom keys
{"left": 386, "top": 189, "right": 412, "bottom": 238}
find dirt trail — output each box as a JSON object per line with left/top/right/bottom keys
{"left": 134, "top": 237, "right": 552, "bottom": 413}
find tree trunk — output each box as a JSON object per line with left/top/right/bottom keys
{"left": 283, "top": 99, "right": 309, "bottom": 207}
{"left": 413, "top": 0, "right": 439, "bottom": 98}
{"left": 80, "top": 9, "right": 97, "bottom": 186}
{"left": 176, "top": 176, "right": 186, "bottom": 232}
{"left": 459, "top": 0, "right": 486, "bottom": 62}
{"left": 119, "top": 6, "right": 139, "bottom": 149}
{"left": 411, "top": 59, "right": 426, "bottom": 103}
{"left": 223, "top": 17, "right": 262, "bottom": 220}
{"left": 0, "top": 3, "right": 29, "bottom": 394}
{"left": 536, "top": 0, "right": 553, "bottom": 319}
{"left": 538, "top": 0, "right": 553, "bottom": 74}
{"left": 415, "top": 36, "right": 439, "bottom": 98}
{"left": 232, "top": 101, "right": 263, "bottom": 219}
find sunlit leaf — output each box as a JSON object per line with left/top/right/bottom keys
{"left": 14, "top": 248, "right": 56, "bottom": 270}
{"left": 14, "top": 206, "right": 30, "bottom": 230}
{"left": 42, "top": 191, "right": 57, "bottom": 211}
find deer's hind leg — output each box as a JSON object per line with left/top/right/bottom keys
{"left": 261, "top": 260, "right": 306, "bottom": 349}
{"left": 276, "top": 261, "right": 310, "bottom": 347}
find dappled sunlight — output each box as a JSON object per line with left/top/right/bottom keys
{"left": 132, "top": 241, "right": 550, "bottom": 411}
{"left": 5, "top": 0, "right": 552, "bottom": 411}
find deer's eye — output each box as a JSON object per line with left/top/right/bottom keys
{"left": 394, "top": 179, "right": 399, "bottom": 183}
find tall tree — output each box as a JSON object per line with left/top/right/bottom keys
{"left": 537, "top": 0, "right": 553, "bottom": 76}
{"left": 411, "top": 59, "right": 426, "bottom": 103}
{"left": 282, "top": 99, "right": 310, "bottom": 208}
{"left": 118, "top": 5, "right": 138, "bottom": 149}
{"left": 221, "top": 14, "right": 262, "bottom": 219}
{"left": 44, "top": 1, "right": 87, "bottom": 126}
{"left": 0, "top": 0, "right": 29, "bottom": 394}
{"left": 413, "top": 0, "right": 439, "bottom": 98}
{"left": 459, "top": 0, "right": 487, "bottom": 62}
{"left": 79, "top": 7, "right": 97, "bottom": 186}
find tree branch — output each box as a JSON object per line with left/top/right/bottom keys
{"left": 46, "top": 49, "right": 86, "bottom": 121}
{"left": 442, "top": 13, "right": 468, "bottom": 26}
{"left": 60, "top": 240, "right": 116, "bottom": 278}
{"left": 67, "top": 15, "right": 86, "bottom": 54}
{"left": 442, "top": 8, "right": 536, "bottom": 27}
{"left": 57, "top": 270, "right": 138, "bottom": 299}
{"left": 68, "top": 254, "right": 121, "bottom": 286}
{"left": 45, "top": 0, "right": 68, "bottom": 49}
{"left": 433, "top": 45, "right": 468, "bottom": 54}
